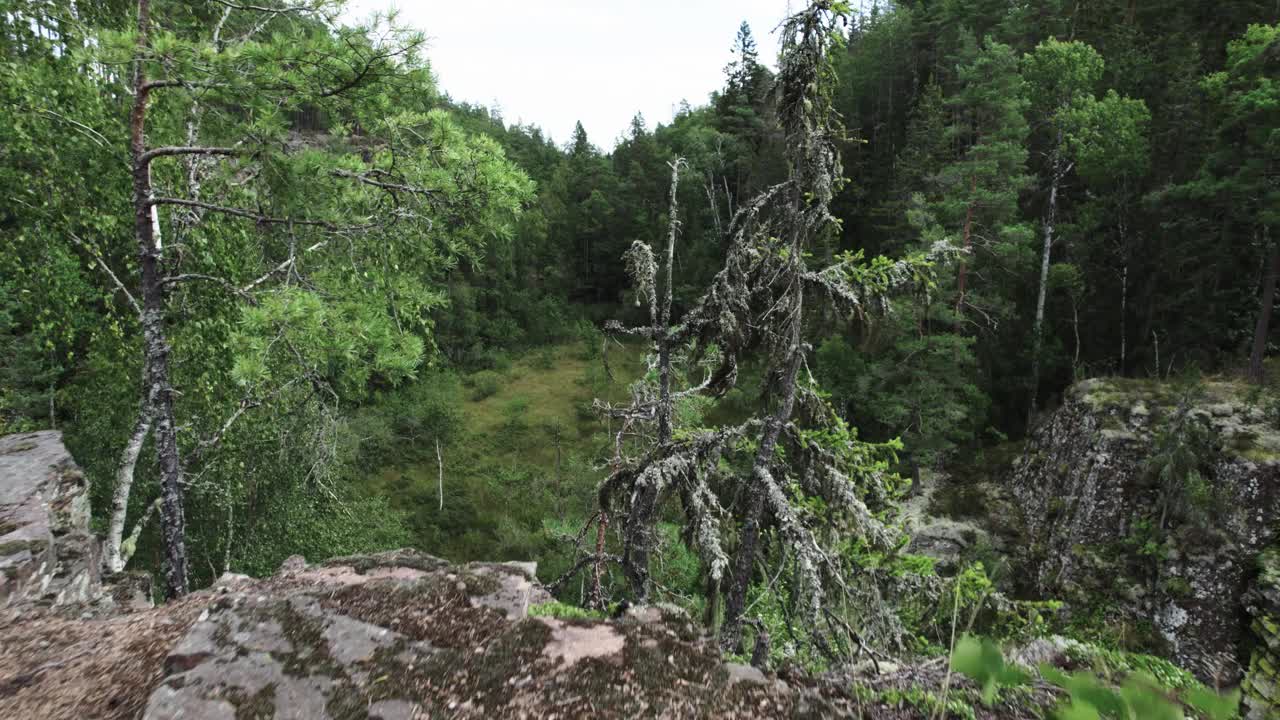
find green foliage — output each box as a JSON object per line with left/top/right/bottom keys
{"left": 1064, "top": 91, "right": 1152, "bottom": 186}
{"left": 1023, "top": 39, "right": 1105, "bottom": 113}
{"left": 1041, "top": 666, "right": 1239, "bottom": 720}
{"left": 1144, "top": 381, "right": 1220, "bottom": 528}
{"left": 950, "top": 635, "right": 1030, "bottom": 706}
{"left": 950, "top": 635, "right": 1240, "bottom": 720}
{"left": 528, "top": 601, "right": 607, "bottom": 621}
{"left": 469, "top": 371, "right": 503, "bottom": 401}
{"left": 503, "top": 396, "right": 531, "bottom": 434}
{"left": 853, "top": 684, "right": 978, "bottom": 720}
{"left": 3, "top": 2, "right": 1278, "bottom": 672}
{"left": 817, "top": 329, "right": 988, "bottom": 468}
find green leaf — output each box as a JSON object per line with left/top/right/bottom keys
{"left": 1182, "top": 686, "right": 1240, "bottom": 720}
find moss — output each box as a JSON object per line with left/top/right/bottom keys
{"left": 0, "top": 441, "right": 37, "bottom": 455}
{"left": 861, "top": 685, "right": 979, "bottom": 720}
{"left": 1238, "top": 445, "right": 1280, "bottom": 464}
{"left": 227, "top": 683, "right": 277, "bottom": 720}
{"left": 361, "top": 642, "right": 435, "bottom": 703}
{"left": 0, "top": 540, "right": 35, "bottom": 556}
{"left": 322, "top": 640, "right": 446, "bottom": 719}
{"left": 1062, "top": 644, "right": 1203, "bottom": 691}
{"left": 324, "top": 681, "right": 372, "bottom": 720}
{"left": 320, "top": 575, "right": 509, "bottom": 650}
{"left": 1161, "top": 576, "right": 1192, "bottom": 598}
{"left": 211, "top": 619, "right": 233, "bottom": 649}
{"left": 466, "top": 618, "right": 555, "bottom": 706}
{"left": 247, "top": 600, "right": 344, "bottom": 679}
{"left": 456, "top": 567, "right": 503, "bottom": 596}
{"left": 325, "top": 550, "right": 449, "bottom": 575}
{"left": 528, "top": 600, "right": 606, "bottom": 620}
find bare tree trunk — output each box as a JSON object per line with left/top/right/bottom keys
{"left": 955, "top": 175, "right": 976, "bottom": 315}
{"left": 132, "top": 0, "right": 188, "bottom": 598}
{"left": 1120, "top": 262, "right": 1128, "bottom": 375}
{"left": 1249, "top": 229, "right": 1278, "bottom": 384}
{"left": 1029, "top": 146, "right": 1063, "bottom": 426}
{"left": 589, "top": 512, "right": 608, "bottom": 610}
{"left": 1117, "top": 213, "right": 1128, "bottom": 376}
{"left": 622, "top": 160, "right": 683, "bottom": 603}
{"left": 436, "top": 438, "right": 444, "bottom": 511}
{"left": 104, "top": 397, "right": 152, "bottom": 573}
{"left": 1071, "top": 296, "right": 1081, "bottom": 380}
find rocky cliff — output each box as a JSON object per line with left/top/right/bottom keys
{"left": 1011, "top": 377, "right": 1280, "bottom": 680}
{"left": 1, "top": 430, "right": 103, "bottom": 606}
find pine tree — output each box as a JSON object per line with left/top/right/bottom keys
{"left": 1194, "top": 24, "right": 1280, "bottom": 382}
{"left": 941, "top": 37, "right": 1034, "bottom": 320}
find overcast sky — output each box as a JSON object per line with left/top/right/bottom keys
{"left": 343, "top": 1, "right": 802, "bottom": 150}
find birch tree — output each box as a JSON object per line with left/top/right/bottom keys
{"left": 1023, "top": 39, "right": 1102, "bottom": 421}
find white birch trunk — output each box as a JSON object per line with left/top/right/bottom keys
{"left": 104, "top": 401, "right": 152, "bottom": 573}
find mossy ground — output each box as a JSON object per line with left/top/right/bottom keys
{"left": 358, "top": 341, "right": 646, "bottom": 566}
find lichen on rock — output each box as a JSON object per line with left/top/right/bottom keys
{"left": 1011, "top": 377, "right": 1280, "bottom": 679}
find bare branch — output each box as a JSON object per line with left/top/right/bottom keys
{"left": 148, "top": 197, "right": 368, "bottom": 232}
{"left": 241, "top": 238, "right": 328, "bottom": 293}
{"left": 140, "top": 146, "right": 241, "bottom": 165}
{"left": 140, "top": 79, "right": 223, "bottom": 92}
{"left": 162, "top": 273, "right": 255, "bottom": 302}
{"left": 211, "top": 0, "right": 324, "bottom": 14}
{"left": 68, "top": 232, "right": 140, "bottom": 316}
{"left": 330, "top": 169, "right": 442, "bottom": 200}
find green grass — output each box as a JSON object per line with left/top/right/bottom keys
{"left": 363, "top": 341, "right": 646, "bottom": 567}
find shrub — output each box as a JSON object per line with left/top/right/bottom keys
{"left": 573, "top": 319, "right": 603, "bottom": 361}
{"left": 533, "top": 347, "right": 556, "bottom": 370}
{"left": 470, "top": 371, "right": 502, "bottom": 400}
{"left": 503, "top": 395, "right": 531, "bottom": 433}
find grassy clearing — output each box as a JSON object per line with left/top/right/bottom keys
{"left": 364, "top": 341, "right": 645, "bottom": 565}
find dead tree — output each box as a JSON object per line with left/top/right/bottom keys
{"left": 597, "top": 1, "right": 950, "bottom": 659}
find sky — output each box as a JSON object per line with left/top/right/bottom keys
{"left": 343, "top": 0, "right": 802, "bottom": 150}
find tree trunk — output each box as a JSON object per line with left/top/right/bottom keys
{"left": 722, "top": 294, "right": 804, "bottom": 652}
{"left": 1120, "top": 262, "right": 1128, "bottom": 375}
{"left": 104, "top": 396, "right": 151, "bottom": 573}
{"left": 589, "top": 512, "right": 608, "bottom": 611}
{"left": 1248, "top": 230, "right": 1278, "bottom": 384}
{"left": 132, "top": 0, "right": 189, "bottom": 598}
{"left": 955, "top": 175, "right": 977, "bottom": 314}
{"left": 622, "top": 159, "right": 682, "bottom": 603}
{"left": 1118, "top": 214, "right": 1128, "bottom": 375}
{"left": 1029, "top": 148, "right": 1062, "bottom": 426}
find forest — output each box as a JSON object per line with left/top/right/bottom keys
{"left": 1, "top": 0, "right": 1278, "bottom": 715}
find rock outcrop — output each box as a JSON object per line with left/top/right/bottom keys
{"left": 140, "top": 552, "right": 813, "bottom": 719}
{"left": 902, "top": 469, "right": 1000, "bottom": 575}
{"left": 1011, "top": 378, "right": 1280, "bottom": 679}
{"left": 1244, "top": 549, "right": 1280, "bottom": 719}
{"left": 0, "top": 430, "right": 102, "bottom": 606}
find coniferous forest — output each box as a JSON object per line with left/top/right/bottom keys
{"left": 2, "top": 1, "right": 1280, "bottom": 715}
